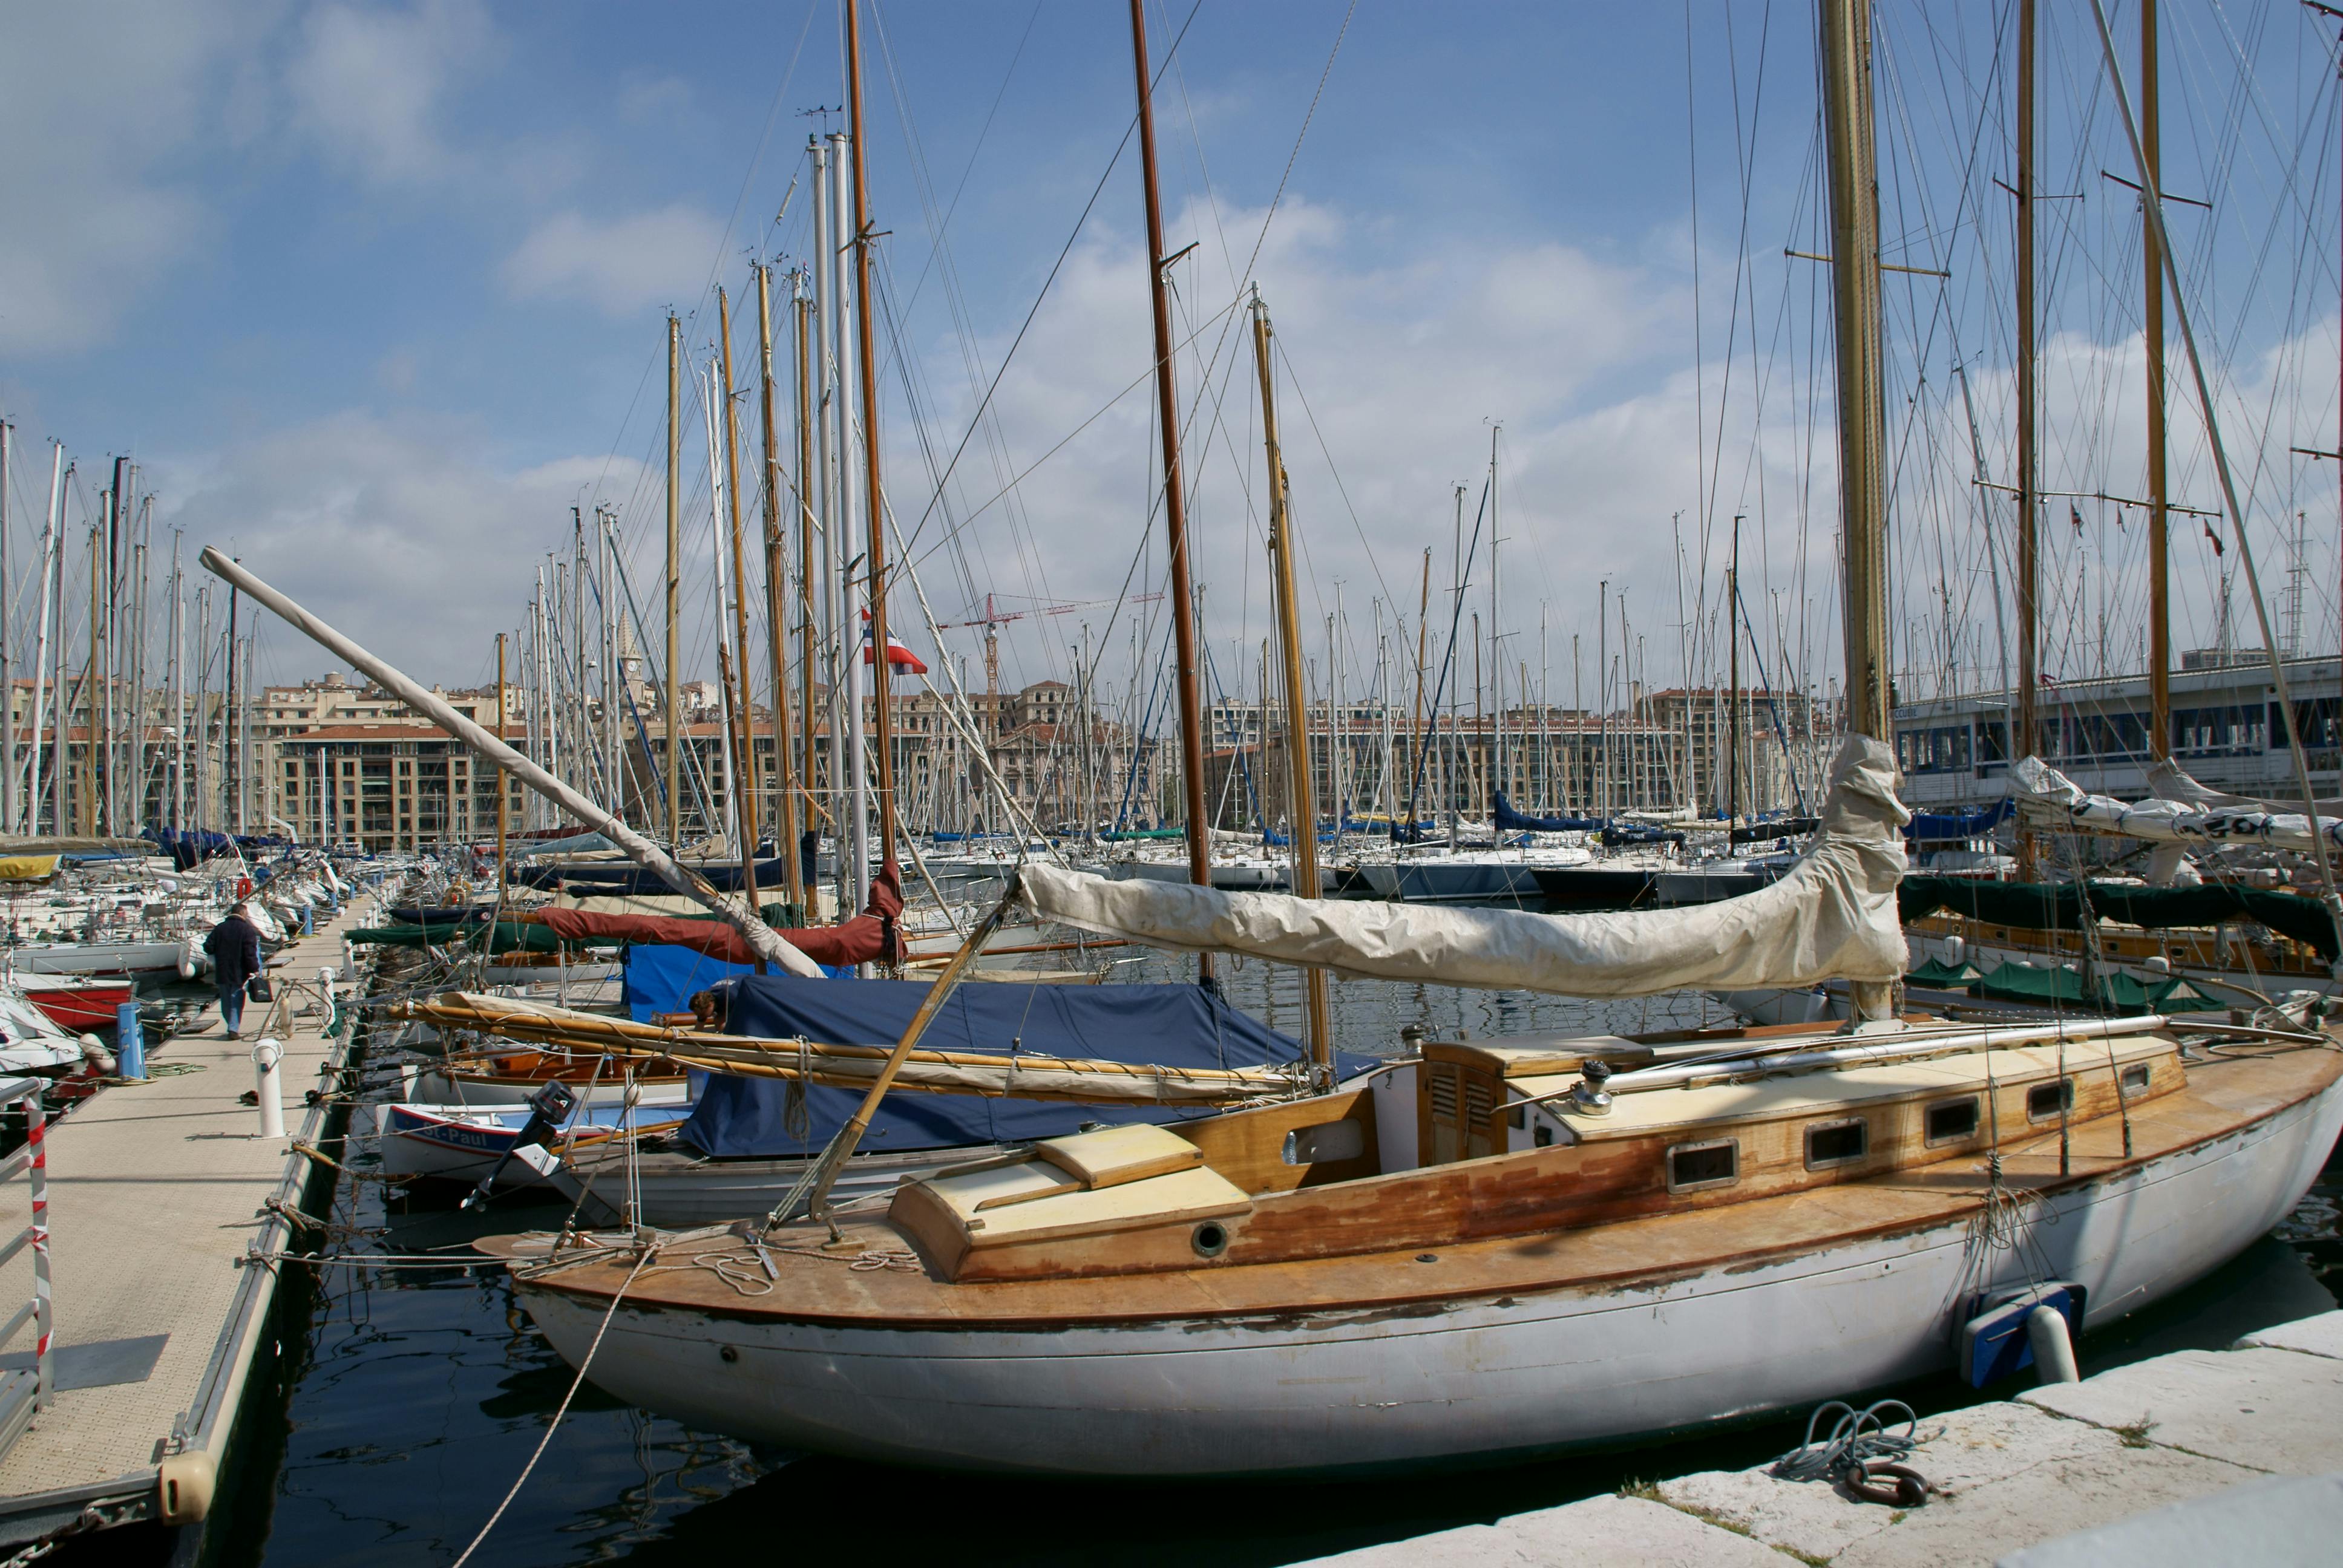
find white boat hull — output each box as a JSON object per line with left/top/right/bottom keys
{"left": 518, "top": 1072, "right": 2343, "bottom": 1476}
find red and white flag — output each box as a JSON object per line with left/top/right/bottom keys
{"left": 859, "top": 611, "right": 929, "bottom": 673}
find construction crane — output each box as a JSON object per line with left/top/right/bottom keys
{"left": 941, "top": 590, "right": 1165, "bottom": 731}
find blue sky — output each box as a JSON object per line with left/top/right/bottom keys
{"left": 4, "top": 1, "right": 2339, "bottom": 708}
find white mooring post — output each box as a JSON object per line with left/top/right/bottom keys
{"left": 252, "top": 1039, "right": 285, "bottom": 1140}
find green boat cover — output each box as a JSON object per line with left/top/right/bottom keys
{"left": 1904, "top": 957, "right": 1984, "bottom": 987}
{"left": 348, "top": 922, "right": 572, "bottom": 953}
{"left": 1965, "top": 962, "right": 2229, "bottom": 1014}
{"left": 1899, "top": 875, "right": 2339, "bottom": 962}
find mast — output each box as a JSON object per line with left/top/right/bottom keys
{"left": 168, "top": 537, "right": 183, "bottom": 828}
{"left": 27, "top": 446, "right": 60, "bottom": 835}
{"left": 496, "top": 632, "right": 509, "bottom": 877}
{"left": 1409, "top": 548, "right": 1429, "bottom": 828}
{"left": 1129, "top": 0, "right": 1215, "bottom": 940}
{"left": 2142, "top": 0, "right": 2169, "bottom": 758}
{"left": 829, "top": 128, "right": 868, "bottom": 910}
{"left": 1728, "top": 514, "right": 1742, "bottom": 828}
{"left": 665, "top": 313, "right": 683, "bottom": 846}
{"left": 719, "top": 285, "right": 764, "bottom": 848}
{"left": 845, "top": 0, "right": 899, "bottom": 903}
{"left": 1488, "top": 428, "right": 1500, "bottom": 818}
{"left": 1820, "top": 0, "right": 1894, "bottom": 1022}
{"left": 795, "top": 273, "right": 818, "bottom": 877}
{"left": 2014, "top": 0, "right": 2042, "bottom": 876}
{"left": 1253, "top": 295, "right": 1329, "bottom": 1070}
{"left": 758, "top": 262, "right": 804, "bottom": 911}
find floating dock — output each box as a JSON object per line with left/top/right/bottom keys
{"left": 1300, "top": 1308, "right": 2343, "bottom": 1567}
{"left": 0, "top": 906, "right": 367, "bottom": 1556}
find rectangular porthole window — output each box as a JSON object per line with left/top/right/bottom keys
{"left": 1805, "top": 1118, "right": 1868, "bottom": 1169}
{"left": 1667, "top": 1138, "right": 1738, "bottom": 1193}
{"left": 2120, "top": 1064, "right": 2150, "bottom": 1093}
{"left": 2027, "top": 1080, "right": 2074, "bottom": 1122}
{"left": 1926, "top": 1097, "right": 1980, "bottom": 1145}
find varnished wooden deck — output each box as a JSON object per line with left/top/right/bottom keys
{"left": 500, "top": 1035, "right": 2342, "bottom": 1330}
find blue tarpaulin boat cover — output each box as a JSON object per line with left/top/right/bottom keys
{"left": 1904, "top": 797, "right": 2014, "bottom": 843}
{"left": 674, "top": 975, "right": 1362, "bottom": 1157}
{"left": 142, "top": 825, "right": 288, "bottom": 869}
{"left": 511, "top": 857, "right": 795, "bottom": 893}
{"left": 1492, "top": 792, "right": 1604, "bottom": 833}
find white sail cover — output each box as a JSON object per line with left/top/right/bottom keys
{"left": 1018, "top": 735, "right": 1909, "bottom": 997}
{"left": 2013, "top": 756, "right": 2343, "bottom": 854}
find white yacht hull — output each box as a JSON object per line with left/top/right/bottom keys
{"left": 517, "top": 1066, "right": 2343, "bottom": 1476}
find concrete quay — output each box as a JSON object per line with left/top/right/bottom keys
{"left": 0, "top": 905, "right": 370, "bottom": 1557}
{"left": 1296, "top": 1310, "right": 2343, "bottom": 1567}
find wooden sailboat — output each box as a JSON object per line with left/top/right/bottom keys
{"left": 471, "top": 0, "right": 2343, "bottom": 1478}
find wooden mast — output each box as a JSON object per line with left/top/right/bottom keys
{"left": 2014, "top": 0, "right": 2042, "bottom": 878}
{"left": 719, "top": 286, "right": 763, "bottom": 869}
{"left": 758, "top": 262, "right": 805, "bottom": 912}
{"left": 665, "top": 313, "right": 683, "bottom": 847}
{"left": 2143, "top": 0, "right": 2169, "bottom": 760}
{"left": 1129, "top": 0, "right": 1216, "bottom": 956}
{"left": 1252, "top": 294, "right": 1330, "bottom": 1073}
{"left": 845, "top": 0, "right": 900, "bottom": 903}
{"left": 1820, "top": 0, "right": 1893, "bottom": 1022}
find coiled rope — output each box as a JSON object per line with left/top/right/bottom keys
{"left": 1771, "top": 1399, "right": 1938, "bottom": 1507}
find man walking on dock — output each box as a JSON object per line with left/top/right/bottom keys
{"left": 205, "top": 903, "right": 263, "bottom": 1040}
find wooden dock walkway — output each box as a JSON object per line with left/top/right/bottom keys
{"left": 0, "top": 904, "right": 369, "bottom": 1553}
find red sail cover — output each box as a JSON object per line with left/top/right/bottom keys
{"left": 535, "top": 866, "right": 903, "bottom": 969}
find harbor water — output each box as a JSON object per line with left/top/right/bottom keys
{"left": 200, "top": 962, "right": 2343, "bottom": 1568}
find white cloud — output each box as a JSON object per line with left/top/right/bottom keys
{"left": 0, "top": 1, "right": 246, "bottom": 354}
{"left": 286, "top": 0, "right": 496, "bottom": 186}
{"left": 894, "top": 195, "right": 1737, "bottom": 700}
{"left": 151, "top": 411, "right": 645, "bottom": 683}
{"left": 500, "top": 206, "right": 726, "bottom": 318}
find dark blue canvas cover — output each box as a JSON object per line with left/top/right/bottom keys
{"left": 1904, "top": 798, "right": 2014, "bottom": 843}
{"left": 512, "top": 857, "right": 793, "bottom": 893}
{"left": 674, "top": 976, "right": 1360, "bottom": 1158}
{"left": 1492, "top": 791, "right": 1604, "bottom": 833}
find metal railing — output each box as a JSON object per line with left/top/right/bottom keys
{"left": 0, "top": 1079, "right": 51, "bottom": 1458}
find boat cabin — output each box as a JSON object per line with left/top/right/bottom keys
{"left": 888, "top": 1021, "right": 2181, "bottom": 1284}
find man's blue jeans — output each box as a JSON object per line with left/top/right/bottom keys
{"left": 219, "top": 983, "right": 245, "bottom": 1036}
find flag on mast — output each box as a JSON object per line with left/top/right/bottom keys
{"left": 860, "top": 610, "right": 929, "bottom": 673}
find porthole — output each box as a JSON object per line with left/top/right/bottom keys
{"left": 1805, "top": 1117, "right": 1868, "bottom": 1169}
{"left": 2027, "top": 1080, "right": 2074, "bottom": 1122}
{"left": 1191, "top": 1220, "right": 1230, "bottom": 1258}
{"left": 1666, "top": 1137, "right": 1738, "bottom": 1193}
{"left": 2120, "top": 1063, "right": 2150, "bottom": 1093}
{"left": 1925, "top": 1097, "right": 1980, "bottom": 1145}
{"left": 719, "top": 1345, "right": 739, "bottom": 1364}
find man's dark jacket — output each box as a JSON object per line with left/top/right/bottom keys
{"left": 205, "top": 915, "right": 262, "bottom": 991}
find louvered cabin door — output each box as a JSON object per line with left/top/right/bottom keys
{"left": 1418, "top": 1060, "right": 1502, "bottom": 1166}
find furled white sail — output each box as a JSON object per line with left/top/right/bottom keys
{"left": 2013, "top": 756, "right": 2343, "bottom": 854}
{"left": 1019, "top": 735, "right": 1909, "bottom": 997}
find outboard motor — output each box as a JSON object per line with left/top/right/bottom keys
{"left": 459, "top": 1079, "right": 577, "bottom": 1213}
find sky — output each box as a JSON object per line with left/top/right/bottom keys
{"left": 2, "top": 0, "right": 2339, "bottom": 719}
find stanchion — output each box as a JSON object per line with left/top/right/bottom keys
{"left": 114, "top": 1003, "right": 145, "bottom": 1080}
{"left": 252, "top": 1039, "right": 284, "bottom": 1139}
